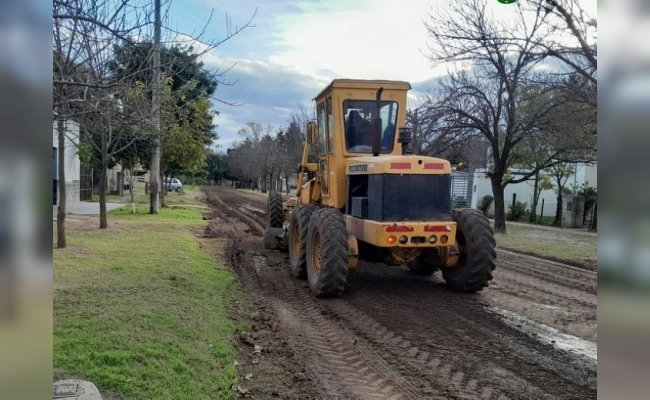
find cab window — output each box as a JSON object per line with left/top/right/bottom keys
{"left": 317, "top": 102, "right": 327, "bottom": 156}
{"left": 326, "top": 97, "right": 334, "bottom": 154}
{"left": 343, "top": 100, "right": 397, "bottom": 153}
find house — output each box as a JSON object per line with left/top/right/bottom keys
{"left": 52, "top": 119, "right": 80, "bottom": 205}
{"left": 470, "top": 163, "right": 597, "bottom": 227}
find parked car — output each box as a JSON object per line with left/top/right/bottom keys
{"left": 163, "top": 177, "right": 182, "bottom": 193}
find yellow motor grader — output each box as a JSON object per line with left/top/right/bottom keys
{"left": 264, "top": 79, "right": 496, "bottom": 297}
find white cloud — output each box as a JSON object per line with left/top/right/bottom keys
{"left": 172, "top": 0, "right": 599, "bottom": 150}
{"left": 270, "top": 0, "right": 437, "bottom": 82}
{"left": 203, "top": 53, "right": 328, "bottom": 149}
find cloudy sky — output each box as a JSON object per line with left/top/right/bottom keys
{"left": 164, "top": 0, "right": 594, "bottom": 150}
{"left": 163, "top": 0, "right": 442, "bottom": 150}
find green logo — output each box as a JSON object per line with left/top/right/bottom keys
{"left": 497, "top": 0, "right": 516, "bottom": 3}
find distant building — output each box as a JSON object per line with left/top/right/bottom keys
{"left": 52, "top": 119, "right": 80, "bottom": 205}
{"left": 470, "top": 163, "right": 597, "bottom": 227}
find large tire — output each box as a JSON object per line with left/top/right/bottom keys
{"left": 305, "top": 208, "right": 349, "bottom": 297}
{"left": 267, "top": 191, "right": 284, "bottom": 228}
{"left": 288, "top": 204, "right": 317, "bottom": 279}
{"left": 442, "top": 208, "right": 497, "bottom": 293}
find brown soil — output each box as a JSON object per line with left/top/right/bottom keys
{"left": 202, "top": 187, "right": 597, "bottom": 400}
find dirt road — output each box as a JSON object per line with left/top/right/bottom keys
{"left": 202, "top": 187, "right": 596, "bottom": 400}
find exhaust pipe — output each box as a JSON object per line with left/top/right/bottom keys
{"left": 372, "top": 87, "right": 384, "bottom": 156}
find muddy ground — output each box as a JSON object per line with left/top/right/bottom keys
{"left": 201, "top": 186, "right": 597, "bottom": 400}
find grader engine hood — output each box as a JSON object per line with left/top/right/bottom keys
{"left": 346, "top": 155, "right": 453, "bottom": 223}
{"left": 346, "top": 155, "right": 452, "bottom": 175}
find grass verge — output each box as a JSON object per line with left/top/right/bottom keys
{"left": 53, "top": 194, "right": 242, "bottom": 399}
{"left": 495, "top": 222, "right": 597, "bottom": 262}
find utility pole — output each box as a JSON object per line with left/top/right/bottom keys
{"left": 149, "top": 0, "right": 161, "bottom": 214}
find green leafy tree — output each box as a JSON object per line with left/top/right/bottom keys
{"left": 577, "top": 182, "right": 597, "bottom": 228}
{"left": 110, "top": 41, "right": 219, "bottom": 205}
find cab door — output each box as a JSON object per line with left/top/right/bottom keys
{"left": 316, "top": 97, "right": 333, "bottom": 199}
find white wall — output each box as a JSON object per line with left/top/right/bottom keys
{"left": 471, "top": 164, "right": 597, "bottom": 218}
{"left": 52, "top": 119, "right": 81, "bottom": 204}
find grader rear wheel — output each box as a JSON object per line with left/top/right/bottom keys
{"left": 305, "top": 208, "right": 349, "bottom": 297}
{"left": 442, "top": 209, "right": 496, "bottom": 293}
{"left": 288, "top": 204, "right": 317, "bottom": 279}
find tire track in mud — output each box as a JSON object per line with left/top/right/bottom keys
{"left": 488, "top": 254, "right": 597, "bottom": 342}
{"left": 323, "top": 298, "right": 500, "bottom": 400}
{"left": 493, "top": 267, "right": 596, "bottom": 309}
{"left": 267, "top": 275, "right": 427, "bottom": 399}
{"left": 496, "top": 251, "right": 597, "bottom": 295}
{"left": 212, "top": 188, "right": 427, "bottom": 399}
{"left": 207, "top": 193, "right": 266, "bottom": 236}
{"left": 339, "top": 265, "right": 596, "bottom": 399}
{"left": 204, "top": 187, "right": 596, "bottom": 400}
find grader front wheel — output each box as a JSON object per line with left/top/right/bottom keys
{"left": 267, "top": 191, "right": 284, "bottom": 228}
{"left": 305, "top": 208, "right": 349, "bottom": 297}
{"left": 263, "top": 191, "right": 285, "bottom": 250}
{"left": 442, "top": 209, "right": 497, "bottom": 293}
{"left": 288, "top": 204, "right": 317, "bottom": 278}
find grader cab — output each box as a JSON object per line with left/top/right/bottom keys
{"left": 265, "top": 79, "right": 496, "bottom": 297}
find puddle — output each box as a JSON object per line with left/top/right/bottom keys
{"left": 493, "top": 308, "right": 597, "bottom": 362}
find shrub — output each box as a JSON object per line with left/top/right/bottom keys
{"left": 507, "top": 200, "right": 529, "bottom": 221}
{"left": 478, "top": 195, "right": 494, "bottom": 216}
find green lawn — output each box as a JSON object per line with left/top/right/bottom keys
{"left": 53, "top": 196, "right": 243, "bottom": 399}
{"left": 90, "top": 193, "right": 122, "bottom": 202}
{"left": 495, "top": 223, "right": 597, "bottom": 261}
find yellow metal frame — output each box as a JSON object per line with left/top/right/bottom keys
{"left": 345, "top": 216, "right": 457, "bottom": 248}
{"left": 346, "top": 155, "right": 452, "bottom": 175}
{"left": 309, "top": 80, "right": 412, "bottom": 209}
{"left": 289, "top": 79, "right": 461, "bottom": 269}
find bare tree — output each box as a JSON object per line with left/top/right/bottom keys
{"left": 53, "top": 0, "right": 156, "bottom": 242}
{"left": 424, "top": 0, "right": 584, "bottom": 233}
{"left": 527, "top": 0, "right": 596, "bottom": 81}
{"left": 513, "top": 0, "right": 597, "bottom": 108}
{"left": 276, "top": 117, "right": 307, "bottom": 192}
{"left": 54, "top": 0, "right": 160, "bottom": 230}
{"left": 53, "top": 0, "right": 255, "bottom": 239}
{"left": 406, "top": 95, "right": 489, "bottom": 169}
{"left": 228, "top": 121, "right": 298, "bottom": 192}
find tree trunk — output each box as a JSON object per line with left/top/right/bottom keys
{"left": 99, "top": 166, "right": 108, "bottom": 229}
{"left": 491, "top": 177, "right": 506, "bottom": 234}
{"left": 56, "top": 119, "right": 66, "bottom": 248}
{"left": 529, "top": 171, "right": 540, "bottom": 223}
{"left": 99, "top": 124, "right": 108, "bottom": 229}
{"left": 590, "top": 201, "right": 597, "bottom": 231}
{"left": 553, "top": 193, "right": 563, "bottom": 227}
{"left": 128, "top": 167, "right": 135, "bottom": 213}
{"left": 149, "top": 0, "right": 161, "bottom": 214}
{"left": 160, "top": 172, "right": 166, "bottom": 208}
{"left": 128, "top": 171, "right": 134, "bottom": 203}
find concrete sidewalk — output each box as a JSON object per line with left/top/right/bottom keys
{"left": 53, "top": 201, "right": 125, "bottom": 219}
